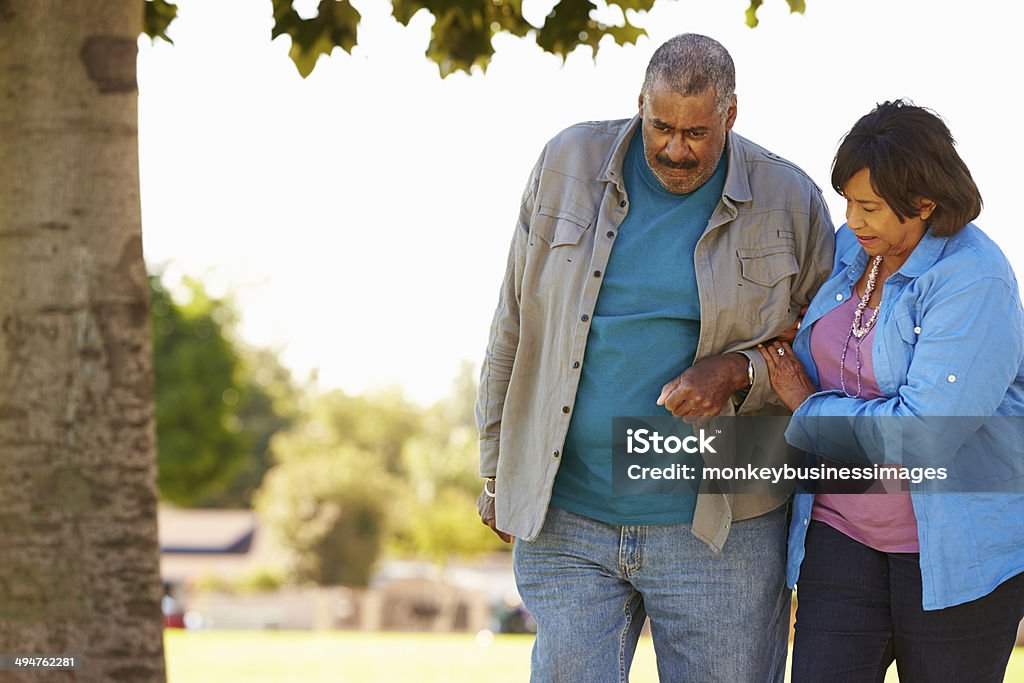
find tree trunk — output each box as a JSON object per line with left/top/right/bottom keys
{"left": 0, "top": 2, "right": 166, "bottom": 681}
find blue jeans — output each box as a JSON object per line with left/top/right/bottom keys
{"left": 792, "top": 521, "right": 1024, "bottom": 682}
{"left": 513, "top": 505, "right": 790, "bottom": 682}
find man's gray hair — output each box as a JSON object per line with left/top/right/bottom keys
{"left": 642, "top": 34, "right": 736, "bottom": 116}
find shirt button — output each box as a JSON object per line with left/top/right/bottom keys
{"left": 947, "top": 374, "right": 957, "bottom": 383}
{"left": 593, "top": 270, "right": 602, "bottom": 278}
{"left": 572, "top": 361, "right": 580, "bottom": 369}
{"left": 581, "top": 314, "right": 589, "bottom": 322}
{"left": 552, "top": 450, "right": 560, "bottom": 458}
{"left": 619, "top": 200, "right": 627, "bottom": 208}
{"left": 836, "top": 293, "right": 844, "bottom": 301}
{"left": 914, "top": 326, "right": 922, "bottom": 334}
{"left": 561, "top": 406, "right": 570, "bottom": 414}
{"left": 606, "top": 231, "right": 615, "bottom": 239}
{"left": 803, "top": 518, "right": 809, "bottom": 526}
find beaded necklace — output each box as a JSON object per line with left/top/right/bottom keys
{"left": 840, "top": 255, "right": 884, "bottom": 398}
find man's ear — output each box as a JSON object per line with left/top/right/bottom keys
{"left": 637, "top": 92, "right": 644, "bottom": 119}
{"left": 724, "top": 94, "right": 737, "bottom": 131}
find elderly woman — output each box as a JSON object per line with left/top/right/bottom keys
{"left": 757, "top": 100, "right": 1024, "bottom": 682}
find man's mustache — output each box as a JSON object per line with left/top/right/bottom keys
{"left": 655, "top": 154, "right": 699, "bottom": 170}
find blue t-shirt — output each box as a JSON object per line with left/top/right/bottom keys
{"left": 550, "top": 131, "right": 727, "bottom": 525}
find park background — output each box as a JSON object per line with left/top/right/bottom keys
{"left": 2, "top": 0, "right": 1024, "bottom": 680}
{"left": 145, "top": 0, "right": 1024, "bottom": 678}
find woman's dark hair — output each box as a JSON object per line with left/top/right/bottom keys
{"left": 831, "top": 99, "right": 982, "bottom": 236}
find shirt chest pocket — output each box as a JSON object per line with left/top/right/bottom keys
{"left": 531, "top": 205, "right": 591, "bottom": 247}
{"left": 894, "top": 309, "right": 921, "bottom": 347}
{"left": 736, "top": 245, "right": 799, "bottom": 326}
{"left": 526, "top": 204, "right": 595, "bottom": 294}
{"left": 887, "top": 308, "right": 921, "bottom": 385}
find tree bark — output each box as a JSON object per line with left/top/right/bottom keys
{"left": 0, "top": 2, "right": 166, "bottom": 681}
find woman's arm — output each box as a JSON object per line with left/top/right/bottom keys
{"left": 786, "top": 273, "right": 1024, "bottom": 469}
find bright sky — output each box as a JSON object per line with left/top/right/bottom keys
{"left": 137, "top": 0, "right": 1024, "bottom": 404}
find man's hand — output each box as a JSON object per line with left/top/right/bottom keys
{"left": 657, "top": 353, "right": 749, "bottom": 419}
{"left": 477, "top": 479, "right": 513, "bottom": 543}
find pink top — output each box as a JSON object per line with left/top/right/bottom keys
{"left": 808, "top": 293, "right": 919, "bottom": 553}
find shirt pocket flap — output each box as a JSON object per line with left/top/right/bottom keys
{"left": 737, "top": 246, "right": 799, "bottom": 287}
{"left": 534, "top": 205, "right": 592, "bottom": 247}
{"left": 894, "top": 309, "right": 921, "bottom": 345}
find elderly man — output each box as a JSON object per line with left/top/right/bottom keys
{"left": 476, "top": 34, "right": 835, "bottom": 681}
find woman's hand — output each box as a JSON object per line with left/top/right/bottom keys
{"left": 756, "top": 340, "right": 817, "bottom": 412}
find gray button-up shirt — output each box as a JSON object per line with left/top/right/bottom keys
{"left": 477, "top": 116, "right": 835, "bottom": 550}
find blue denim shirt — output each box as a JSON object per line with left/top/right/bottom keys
{"left": 785, "top": 223, "right": 1024, "bottom": 610}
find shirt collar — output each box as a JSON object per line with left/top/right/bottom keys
{"left": 838, "top": 226, "right": 947, "bottom": 278}
{"left": 721, "top": 131, "right": 751, "bottom": 204}
{"left": 601, "top": 116, "right": 640, "bottom": 189}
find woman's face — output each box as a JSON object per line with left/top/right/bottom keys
{"left": 843, "top": 167, "right": 934, "bottom": 264}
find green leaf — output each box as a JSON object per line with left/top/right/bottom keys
{"left": 745, "top": 0, "right": 763, "bottom": 27}
{"left": 272, "top": 0, "right": 361, "bottom": 78}
{"left": 391, "top": 0, "right": 430, "bottom": 27}
{"left": 535, "top": 0, "right": 598, "bottom": 59}
{"left": 423, "top": 4, "right": 496, "bottom": 76}
{"left": 746, "top": 0, "right": 806, "bottom": 28}
{"left": 390, "top": 0, "right": 530, "bottom": 76}
{"left": 143, "top": 0, "right": 178, "bottom": 44}
{"left": 488, "top": 0, "right": 531, "bottom": 38}
{"left": 604, "top": 23, "right": 646, "bottom": 47}
{"left": 605, "top": 0, "right": 658, "bottom": 12}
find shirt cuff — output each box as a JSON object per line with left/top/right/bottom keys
{"left": 733, "top": 348, "right": 774, "bottom": 414}
{"left": 479, "top": 439, "right": 499, "bottom": 478}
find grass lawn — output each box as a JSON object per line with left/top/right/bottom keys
{"left": 165, "top": 630, "right": 1024, "bottom": 682}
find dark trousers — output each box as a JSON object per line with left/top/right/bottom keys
{"left": 792, "top": 521, "right": 1024, "bottom": 683}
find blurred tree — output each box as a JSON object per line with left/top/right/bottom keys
{"left": 256, "top": 449, "right": 393, "bottom": 586}
{"left": 404, "top": 408, "right": 479, "bottom": 498}
{"left": 216, "top": 347, "right": 299, "bottom": 507}
{"left": 254, "top": 390, "right": 413, "bottom": 585}
{"left": 270, "top": 387, "right": 422, "bottom": 472}
{"left": 393, "top": 485, "right": 505, "bottom": 561}
{"left": 150, "top": 274, "right": 248, "bottom": 505}
{"left": 257, "top": 366, "right": 508, "bottom": 584}
{"left": 150, "top": 275, "right": 297, "bottom": 507}
{"left": 145, "top": 0, "right": 808, "bottom": 77}
{"left": 391, "top": 363, "right": 506, "bottom": 559}
{"left": 256, "top": 373, "right": 514, "bottom": 585}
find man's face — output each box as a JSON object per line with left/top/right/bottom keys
{"left": 638, "top": 82, "right": 736, "bottom": 194}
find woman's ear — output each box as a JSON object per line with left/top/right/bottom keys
{"left": 918, "top": 198, "right": 937, "bottom": 221}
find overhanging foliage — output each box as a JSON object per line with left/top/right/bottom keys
{"left": 144, "top": 0, "right": 807, "bottom": 78}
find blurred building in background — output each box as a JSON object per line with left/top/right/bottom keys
{"left": 157, "top": 507, "right": 522, "bottom": 634}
